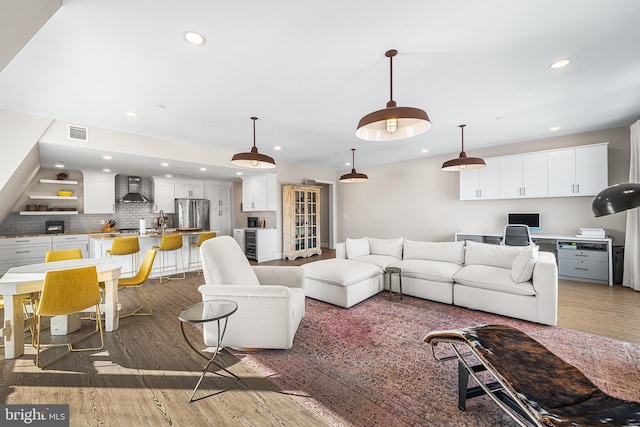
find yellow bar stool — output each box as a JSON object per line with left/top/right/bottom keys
{"left": 188, "top": 231, "right": 216, "bottom": 274}
{"left": 152, "top": 234, "right": 185, "bottom": 283}
{"left": 105, "top": 236, "right": 140, "bottom": 277}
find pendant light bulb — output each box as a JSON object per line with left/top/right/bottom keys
{"left": 386, "top": 118, "right": 398, "bottom": 134}
{"left": 356, "top": 49, "right": 431, "bottom": 141}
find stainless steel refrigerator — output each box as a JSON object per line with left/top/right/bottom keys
{"left": 174, "top": 199, "right": 210, "bottom": 230}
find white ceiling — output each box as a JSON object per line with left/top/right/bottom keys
{"left": 1, "top": 0, "right": 639, "bottom": 179}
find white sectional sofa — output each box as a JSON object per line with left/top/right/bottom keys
{"left": 302, "top": 237, "right": 558, "bottom": 326}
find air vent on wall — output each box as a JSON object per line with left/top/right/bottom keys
{"left": 67, "top": 124, "right": 88, "bottom": 141}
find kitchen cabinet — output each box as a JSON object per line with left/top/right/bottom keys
{"left": 242, "top": 173, "right": 277, "bottom": 212}
{"left": 548, "top": 144, "right": 608, "bottom": 196}
{"left": 152, "top": 177, "right": 175, "bottom": 213}
{"left": 459, "top": 158, "right": 500, "bottom": 200}
{"left": 205, "top": 182, "right": 232, "bottom": 236}
{"left": 82, "top": 171, "right": 117, "bottom": 214}
{"left": 0, "top": 236, "right": 52, "bottom": 275}
{"left": 52, "top": 234, "right": 89, "bottom": 258}
{"left": 174, "top": 181, "right": 205, "bottom": 199}
{"left": 282, "top": 184, "right": 322, "bottom": 260}
{"left": 499, "top": 152, "right": 548, "bottom": 198}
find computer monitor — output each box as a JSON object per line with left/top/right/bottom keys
{"left": 507, "top": 212, "right": 540, "bottom": 232}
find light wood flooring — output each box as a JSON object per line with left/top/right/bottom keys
{"left": 1, "top": 249, "right": 639, "bottom": 426}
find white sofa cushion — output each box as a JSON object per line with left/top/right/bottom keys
{"left": 454, "top": 265, "right": 537, "bottom": 296}
{"left": 511, "top": 245, "right": 539, "bottom": 283}
{"left": 353, "top": 254, "right": 400, "bottom": 270}
{"left": 367, "top": 237, "right": 404, "bottom": 259}
{"left": 403, "top": 240, "right": 465, "bottom": 265}
{"left": 390, "top": 259, "right": 463, "bottom": 283}
{"left": 303, "top": 258, "right": 381, "bottom": 287}
{"left": 346, "top": 237, "right": 370, "bottom": 259}
{"left": 464, "top": 240, "right": 527, "bottom": 269}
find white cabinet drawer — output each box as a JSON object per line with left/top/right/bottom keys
{"left": 0, "top": 244, "right": 50, "bottom": 260}
{"left": 558, "top": 259, "right": 608, "bottom": 281}
{"left": 52, "top": 234, "right": 89, "bottom": 244}
{"left": 557, "top": 249, "right": 608, "bottom": 262}
{"left": 0, "top": 236, "right": 51, "bottom": 247}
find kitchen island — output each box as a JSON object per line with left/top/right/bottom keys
{"left": 90, "top": 229, "right": 214, "bottom": 278}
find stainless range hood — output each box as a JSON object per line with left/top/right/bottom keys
{"left": 119, "top": 176, "right": 151, "bottom": 203}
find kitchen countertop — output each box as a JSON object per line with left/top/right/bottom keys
{"left": 0, "top": 229, "right": 212, "bottom": 239}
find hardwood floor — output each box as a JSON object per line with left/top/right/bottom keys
{"left": 1, "top": 249, "right": 640, "bottom": 426}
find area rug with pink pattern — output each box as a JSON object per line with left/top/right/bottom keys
{"left": 230, "top": 293, "right": 640, "bottom": 427}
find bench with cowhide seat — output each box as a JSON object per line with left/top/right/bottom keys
{"left": 424, "top": 324, "right": 640, "bottom": 427}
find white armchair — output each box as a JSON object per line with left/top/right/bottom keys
{"left": 198, "top": 236, "right": 305, "bottom": 350}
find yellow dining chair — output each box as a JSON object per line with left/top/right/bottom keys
{"left": 45, "top": 248, "right": 83, "bottom": 262}
{"left": 116, "top": 249, "right": 156, "bottom": 317}
{"left": 35, "top": 265, "right": 104, "bottom": 369}
{"left": 152, "top": 234, "right": 185, "bottom": 283}
{"left": 188, "top": 232, "right": 216, "bottom": 274}
{"left": 105, "top": 236, "right": 140, "bottom": 277}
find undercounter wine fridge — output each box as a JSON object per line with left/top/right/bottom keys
{"left": 174, "top": 199, "right": 210, "bottom": 230}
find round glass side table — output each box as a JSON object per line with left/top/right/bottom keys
{"left": 178, "top": 299, "right": 238, "bottom": 402}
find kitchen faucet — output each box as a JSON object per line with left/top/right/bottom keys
{"left": 159, "top": 210, "right": 166, "bottom": 234}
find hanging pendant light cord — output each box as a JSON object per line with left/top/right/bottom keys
{"left": 389, "top": 53, "right": 393, "bottom": 103}
{"left": 352, "top": 149, "right": 356, "bottom": 170}
{"left": 251, "top": 116, "right": 257, "bottom": 149}
{"left": 460, "top": 124, "right": 466, "bottom": 152}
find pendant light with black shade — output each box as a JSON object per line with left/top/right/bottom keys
{"left": 441, "top": 124, "right": 486, "bottom": 171}
{"left": 592, "top": 183, "right": 640, "bottom": 217}
{"left": 339, "top": 149, "right": 368, "bottom": 183}
{"left": 231, "top": 117, "right": 276, "bottom": 169}
{"left": 356, "top": 49, "right": 432, "bottom": 141}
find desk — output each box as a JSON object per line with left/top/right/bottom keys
{"left": 0, "top": 258, "right": 121, "bottom": 359}
{"left": 455, "top": 232, "right": 613, "bottom": 286}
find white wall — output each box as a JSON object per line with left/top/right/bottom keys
{"left": 337, "top": 127, "right": 631, "bottom": 245}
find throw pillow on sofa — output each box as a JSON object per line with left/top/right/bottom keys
{"left": 511, "top": 244, "right": 539, "bottom": 283}
{"left": 464, "top": 240, "right": 526, "bottom": 269}
{"left": 346, "top": 237, "right": 370, "bottom": 259}
{"left": 367, "top": 237, "right": 403, "bottom": 259}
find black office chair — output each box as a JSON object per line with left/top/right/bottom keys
{"left": 502, "top": 224, "right": 532, "bottom": 246}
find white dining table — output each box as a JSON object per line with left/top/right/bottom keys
{"left": 0, "top": 258, "right": 121, "bottom": 359}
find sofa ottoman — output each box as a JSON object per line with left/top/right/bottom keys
{"left": 302, "top": 258, "right": 383, "bottom": 308}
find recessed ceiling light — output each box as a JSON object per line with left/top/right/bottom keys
{"left": 199, "top": 167, "right": 207, "bottom": 171}
{"left": 274, "top": 146, "right": 282, "bottom": 151}
{"left": 165, "top": 174, "right": 172, "bottom": 178}
{"left": 236, "top": 172, "right": 243, "bottom": 176}
{"left": 55, "top": 163, "right": 65, "bottom": 168}
{"left": 549, "top": 58, "right": 571, "bottom": 69}
{"left": 161, "top": 162, "right": 169, "bottom": 167}
{"left": 421, "top": 148, "right": 429, "bottom": 153}
{"left": 125, "top": 111, "right": 138, "bottom": 118}
{"left": 102, "top": 155, "right": 112, "bottom": 160}
{"left": 103, "top": 168, "right": 111, "bottom": 173}
{"left": 345, "top": 162, "right": 351, "bottom": 167}
{"left": 185, "top": 31, "right": 205, "bottom": 45}
{"left": 549, "top": 126, "right": 560, "bottom": 132}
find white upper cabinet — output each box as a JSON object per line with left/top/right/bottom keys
{"left": 461, "top": 142, "right": 608, "bottom": 201}
{"left": 459, "top": 158, "right": 500, "bottom": 200}
{"left": 242, "top": 174, "right": 277, "bottom": 211}
{"left": 499, "top": 152, "right": 548, "bottom": 198}
{"left": 82, "top": 171, "right": 116, "bottom": 214}
{"left": 152, "top": 177, "right": 175, "bottom": 213}
{"left": 548, "top": 143, "right": 608, "bottom": 196}
{"left": 174, "top": 181, "right": 205, "bottom": 199}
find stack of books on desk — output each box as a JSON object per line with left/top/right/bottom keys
{"left": 576, "top": 227, "right": 605, "bottom": 238}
